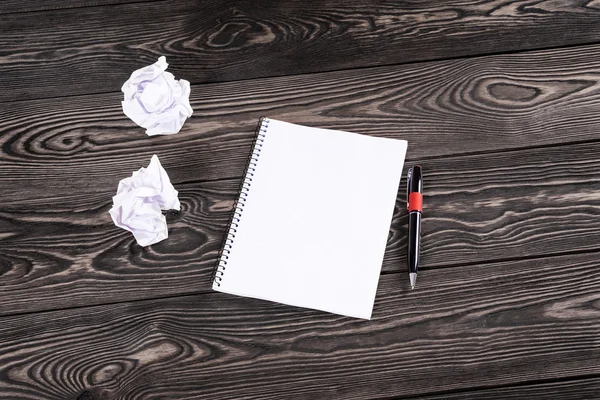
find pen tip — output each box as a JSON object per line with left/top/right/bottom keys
{"left": 409, "top": 273, "right": 417, "bottom": 290}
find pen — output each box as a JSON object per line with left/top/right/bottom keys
{"left": 407, "top": 165, "right": 423, "bottom": 289}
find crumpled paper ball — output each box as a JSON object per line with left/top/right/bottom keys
{"left": 121, "top": 56, "right": 193, "bottom": 136}
{"left": 109, "top": 154, "right": 181, "bottom": 246}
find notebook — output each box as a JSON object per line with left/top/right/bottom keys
{"left": 212, "top": 118, "right": 407, "bottom": 319}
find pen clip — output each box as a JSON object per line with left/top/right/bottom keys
{"left": 406, "top": 167, "right": 413, "bottom": 210}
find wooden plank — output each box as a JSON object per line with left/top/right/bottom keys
{"left": 3, "top": 0, "right": 600, "bottom": 101}
{"left": 0, "top": 0, "right": 139, "bottom": 14}
{"left": 0, "top": 253, "right": 598, "bottom": 399}
{"left": 3, "top": 42, "right": 600, "bottom": 197}
{"left": 1, "top": 140, "right": 599, "bottom": 316}
{"left": 415, "top": 377, "right": 600, "bottom": 400}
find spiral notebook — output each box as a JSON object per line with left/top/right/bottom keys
{"left": 213, "top": 118, "right": 407, "bottom": 319}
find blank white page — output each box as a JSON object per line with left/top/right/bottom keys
{"left": 213, "top": 118, "right": 407, "bottom": 319}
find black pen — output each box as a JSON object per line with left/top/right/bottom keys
{"left": 407, "top": 165, "right": 423, "bottom": 289}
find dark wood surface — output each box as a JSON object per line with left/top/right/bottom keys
{"left": 416, "top": 377, "right": 600, "bottom": 400}
{"left": 3, "top": 0, "right": 600, "bottom": 102}
{"left": 2, "top": 139, "right": 600, "bottom": 316}
{"left": 1, "top": 253, "right": 599, "bottom": 399}
{"left": 1, "top": 0, "right": 599, "bottom": 399}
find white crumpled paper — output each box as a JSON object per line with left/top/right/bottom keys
{"left": 122, "top": 56, "right": 193, "bottom": 136}
{"left": 109, "top": 155, "right": 181, "bottom": 246}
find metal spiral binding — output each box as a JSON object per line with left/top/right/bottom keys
{"left": 212, "top": 117, "right": 270, "bottom": 286}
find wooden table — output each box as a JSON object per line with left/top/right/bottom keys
{"left": 1, "top": 1, "right": 600, "bottom": 399}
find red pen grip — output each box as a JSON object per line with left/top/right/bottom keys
{"left": 408, "top": 192, "right": 423, "bottom": 213}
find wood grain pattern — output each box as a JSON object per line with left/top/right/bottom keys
{"left": 3, "top": 42, "right": 600, "bottom": 316}
{"left": 416, "top": 376, "right": 600, "bottom": 400}
{"left": 3, "top": 0, "right": 600, "bottom": 101}
{"left": 2, "top": 0, "right": 599, "bottom": 397}
{"left": 0, "top": 0, "right": 146, "bottom": 14}
{"left": 0, "top": 253, "right": 599, "bottom": 399}
{"left": 4, "top": 42, "right": 600, "bottom": 197}
{"left": 1, "top": 140, "right": 599, "bottom": 317}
